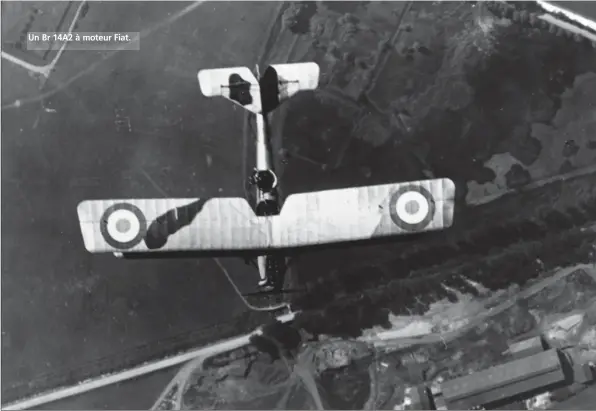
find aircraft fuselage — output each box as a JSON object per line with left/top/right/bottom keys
{"left": 252, "top": 110, "right": 285, "bottom": 289}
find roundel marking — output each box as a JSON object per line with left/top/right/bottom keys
{"left": 389, "top": 185, "right": 436, "bottom": 231}
{"left": 100, "top": 203, "right": 147, "bottom": 250}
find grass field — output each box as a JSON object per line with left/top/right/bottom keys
{"left": 2, "top": 0, "right": 283, "bottom": 403}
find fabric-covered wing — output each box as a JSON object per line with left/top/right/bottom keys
{"left": 272, "top": 178, "right": 455, "bottom": 248}
{"left": 197, "top": 66, "right": 262, "bottom": 113}
{"left": 77, "top": 198, "right": 269, "bottom": 253}
{"left": 77, "top": 179, "right": 455, "bottom": 254}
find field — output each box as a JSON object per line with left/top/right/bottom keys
{"left": 1, "top": 0, "right": 284, "bottom": 403}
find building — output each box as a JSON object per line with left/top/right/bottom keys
{"left": 564, "top": 347, "right": 596, "bottom": 385}
{"left": 441, "top": 349, "right": 567, "bottom": 409}
{"left": 403, "top": 384, "right": 434, "bottom": 410}
{"left": 572, "top": 361, "right": 596, "bottom": 384}
{"left": 507, "top": 335, "right": 549, "bottom": 360}
{"left": 406, "top": 336, "right": 591, "bottom": 410}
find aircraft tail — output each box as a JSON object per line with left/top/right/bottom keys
{"left": 197, "top": 62, "right": 320, "bottom": 114}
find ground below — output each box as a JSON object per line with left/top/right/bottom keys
{"left": 157, "top": 264, "right": 596, "bottom": 410}
{"left": 269, "top": 0, "right": 596, "bottom": 335}
{"left": 6, "top": 1, "right": 596, "bottom": 409}
{"left": 156, "top": 2, "right": 596, "bottom": 409}
{"left": 1, "top": 0, "right": 284, "bottom": 403}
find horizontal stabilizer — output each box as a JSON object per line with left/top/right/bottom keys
{"left": 198, "top": 66, "right": 262, "bottom": 113}
{"left": 77, "top": 178, "right": 455, "bottom": 254}
{"left": 261, "top": 62, "right": 320, "bottom": 112}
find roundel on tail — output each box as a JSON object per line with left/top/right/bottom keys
{"left": 389, "top": 185, "right": 436, "bottom": 231}
{"left": 100, "top": 203, "right": 147, "bottom": 249}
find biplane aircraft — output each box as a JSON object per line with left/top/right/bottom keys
{"left": 76, "top": 62, "right": 456, "bottom": 307}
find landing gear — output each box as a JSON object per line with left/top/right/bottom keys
{"left": 239, "top": 251, "right": 304, "bottom": 311}
{"left": 243, "top": 254, "right": 285, "bottom": 292}
{"left": 244, "top": 255, "right": 297, "bottom": 311}
{"left": 261, "top": 255, "right": 286, "bottom": 291}
{"left": 258, "top": 278, "right": 273, "bottom": 288}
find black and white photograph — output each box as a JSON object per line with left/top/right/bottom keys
{"left": 2, "top": 1, "right": 596, "bottom": 409}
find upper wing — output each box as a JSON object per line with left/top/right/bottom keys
{"left": 271, "top": 178, "right": 455, "bottom": 248}
{"left": 77, "top": 179, "right": 455, "bottom": 254}
{"left": 197, "top": 66, "right": 262, "bottom": 113}
{"left": 77, "top": 197, "right": 270, "bottom": 253}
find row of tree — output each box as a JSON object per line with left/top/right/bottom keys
{"left": 294, "top": 226, "right": 595, "bottom": 338}
{"left": 292, "top": 192, "right": 596, "bottom": 310}
{"left": 290, "top": 193, "right": 596, "bottom": 336}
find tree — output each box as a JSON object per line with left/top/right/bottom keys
{"left": 337, "top": 13, "right": 360, "bottom": 42}
{"left": 309, "top": 12, "right": 329, "bottom": 42}
{"left": 337, "top": 12, "right": 359, "bottom": 26}
{"left": 281, "top": 3, "right": 303, "bottom": 32}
